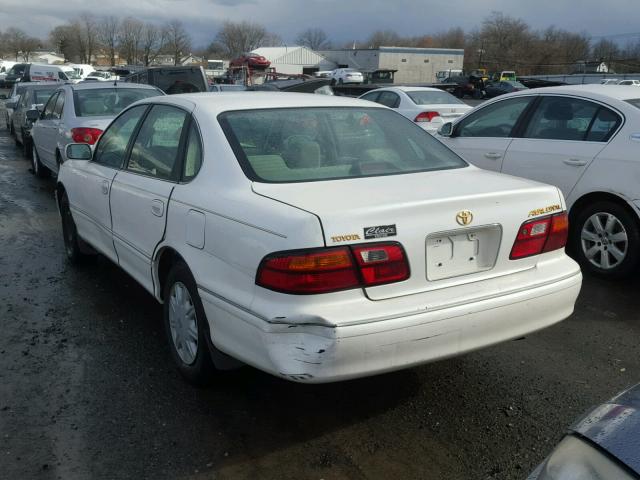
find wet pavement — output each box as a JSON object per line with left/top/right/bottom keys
{"left": 0, "top": 120, "right": 639, "bottom": 480}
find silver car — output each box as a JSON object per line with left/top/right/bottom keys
{"left": 30, "top": 82, "right": 164, "bottom": 177}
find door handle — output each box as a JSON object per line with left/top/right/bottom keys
{"left": 562, "top": 158, "right": 587, "bottom": 166}
{"left": 101, "top": 180, "right": 109, "bottom": 195}
{"left": 151, "top": 199, "right": 164, "bottom": 217}
{"left": 484, "top": 152, "right": 502, "bottom": 159}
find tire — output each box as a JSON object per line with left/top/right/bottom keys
{"left": 163, "top": 262, "right": 216, "bottom": 385}
{"left": 570, "top": 201, "right": 640, "bottom": 278}
{"left": 60, "top": 192, "right": 91, "bottom": 264}
{"left": 22, "top": 134, "right": 31, "bottom": 160}
{"left": 31, "top": 144, "right": 49, "bottom": 178}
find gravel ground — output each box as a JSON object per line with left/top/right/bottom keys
{"left": 0, "top": 108, "right": 638, "bottom": 480}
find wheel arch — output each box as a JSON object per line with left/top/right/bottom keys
{"left": 568, "top": 191, "right": 640, "bottom": 227}
{"left": 154, "top": 246, "right": 188, "bottom": 302}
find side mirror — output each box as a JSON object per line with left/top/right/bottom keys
{"left": 0, "top": 94, "right": 7, "bottom": 100}
{"left": 66, "top": 143, "right": 92, "bottom": 161}
{"left": 438, "top": 122, "right": 454, "bottom": 137}
{"left": 26, "top": 109, "right": 40, "bottom": 122}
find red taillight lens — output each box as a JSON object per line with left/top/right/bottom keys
{"left": 71, "top": 127, "right": 103, "bottom": 145}
{"left": 351, "top": 243, "right": 410, "bottom": 286}
{"left": 510, "top": 212, "right": 569, "bottom": 260}
{"left": 414, "top": 111, "right": 440, "bottom": 122}
{"left": 256, "top": 242, "right": 410, "bottom": 294}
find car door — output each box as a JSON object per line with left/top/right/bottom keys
{"left": 50, "top": 91, "right": 66, "bottom": 172}
{"left": 501, "top": 96, "right": 621, "bottom": 197}
{"left": 109, "top": 104, "right": 189, "bottom": 293}
{"left": 440, "top": 96, "right": 535, "bottom": 171}
{"left": 34, "top": 91, "right": 59, "bottom": 167}
{"left": 68, "top": 104, "right": 149, "bottom": 263}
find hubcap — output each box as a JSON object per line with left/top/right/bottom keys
{"left": 581, "top": 212, "right": 628, "bottom": 270}
{"left": 168, "top": 282, "right": 198, "bottom": 365}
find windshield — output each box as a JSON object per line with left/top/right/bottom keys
{"left": 219, "top": 107, "right": 467, "bottom": 183}
{"left": 9, "top": 65, "right": 26, "bottom": 75}
{"left": 73, "top": 88, "right": 159, "bottom": 117}
{"left": 33, "top": 88, "right": 57, "bottom": 104}
{"left": 407, "top": 91, "right": 465, "bottom": 105}
{"left": 64, "top": 70, "right": 82, "bottom": 80}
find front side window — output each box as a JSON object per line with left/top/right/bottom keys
{"left": 524, "top": 96, "right": 617, "bottom": 141}
{"left": 53, "top": 92, "right": 65, "bottom": 119}
{"left": 456, "top": 97, "right": 532, "bottom": 138}
{"left": 127, "top": 105, "right": 187, "bottom": 180}
{"left": 376, "top": 91, "right": 400, "bottom": 108}
{"left": 360, "top": 92, "right": 381, "bottom": 103}
{"left": 219, "top": 107, "right": 467, "bottom": 183}
{"left": 73, "top": 88, "right": 160, "bottom": 117}
{"left": 33, "top": 88, "right": 57, "bottom": 106}
{"left": 93, "top": 105, "right": 148, "bottom": 169}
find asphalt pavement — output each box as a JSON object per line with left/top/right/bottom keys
{"left": 1, "top": 110, "right": 639, "bottom": 480}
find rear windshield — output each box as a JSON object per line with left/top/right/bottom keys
{"left": 150, "top": 69, "right": 206, "bottom": 93}
{"left": 219, "top": 107, "right": 467, "bottom": 183}
{"left": 73, "top": 88, "right": 159, "bottom": 117}
{"left": 407, "top": 91, "right": 465, "bottom": 105}
{"left": 625, "top": 99, "right": 640, "bottom": 109}
{"left": 33, "top": 88, "right": 57, "bottom": 104}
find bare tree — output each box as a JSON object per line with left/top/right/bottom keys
{"left": 215, "top": 21, "right": 268, "bottom": 58}
{"left": 119, "top": 17, "right": 143, "bottom": 64}
{"left": 141, "top": 23, "right": 165, "bottom": 66}
{"left": 50, "top": 25, "right": 78, "bottom": 62}
{"left": 99, "top": 16, "right": 120, "bottom": 66}
{"left": 164, "top": 20, "right": 191, "bottom": 65}
{"left": 78, "top": 14, "right": 100, "bottom": 64}
{"left": 20, "top": 36, "right": 42, "bottom": 62}
{"left": 4, "top": 28, "right": 27, "bottom": 61}
{"left": 296, "top": 28, "right": 331, "bottom": 50}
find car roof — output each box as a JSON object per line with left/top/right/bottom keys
{"left": 140, "top": 92, "right": 383, "bottom": 114}
{"left": 66, "top": 82, "right": 161, "bottom": 91}
{"left": 513, "top": 84, "right": 640, "bottom": 102}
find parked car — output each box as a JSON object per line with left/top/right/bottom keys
{"left": 2, "top": 81, "right": 32, "bottom": 133}
{"left": 229, "top": 53, "right": 271, "bottom": 69}
{"left": 70, "top": 64, "right": 95, "bottom": 80}
{"left": 85, "top": 71, "right": 114, "bottom": 82}
{"left": 437, "top": 85, "right": 640, "bottom": 277}
{"left": 484, "top": 80, "right": 528, "bottom": 98}
{"left": 3, "top": 63, "right": 28, "bottom": 88}
{"left": 57, "top": 92, "right": 581, "bottom": 385}
{"left": 0, "top": 60, "right": 17, "bottom": 87}
{"left": 600, "top": 78, "right": 620, "bottom": 85}
{"left": 30, "top": 82, "right": 163, "bottom": 177}
{"left": 124, "top": 66, "right": 208, "bottom": 94}
{"left": 528, "top": 383, "right": 640, "bottom": 480}
{"left": 11, "top": 83, "right": 59, "bottom": 158}
{"left": 359, "top": 86, "right": 472, "bottom": 134}
{"left": 618, "top": 79, "right": 640, "bottom": 86}
{"left": 330, "top": 68, "right": 364, "bottom": 85}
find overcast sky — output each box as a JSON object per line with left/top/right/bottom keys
{"left": 1, "top": 0, "right": 640, "bottom": 48}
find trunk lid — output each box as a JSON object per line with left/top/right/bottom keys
{"left": 252, "top": 167, "right": 564, "bottom": 300}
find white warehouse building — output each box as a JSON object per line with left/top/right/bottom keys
{"left": 320, "top": 46, "right": 465, "bottom": 84}
{"left": 250, "top": 46, "right": 336, "bottom": 76}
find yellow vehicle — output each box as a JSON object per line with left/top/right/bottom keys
{"left": 499, "top": 70, "right": 516, "bottom": 81}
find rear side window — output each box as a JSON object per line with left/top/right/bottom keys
{"left": 457, "top": 97, "right": 532, "bottom": 138}
{"left": 219, "top": 107, "right": 467, "bottom": 183}
{"left": 183, "top": 122, "right": 203, "bottom": 180}
{"left": 127, "top": 105, "right": 187, "bottom": 180}
{"left": 524, "top": 97, "right": 620, "bottom": 142}
{"left": 73, "top": 88, "right": 160, "bottom": 117}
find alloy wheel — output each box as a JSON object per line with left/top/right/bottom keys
{"left": 168, "top": 281, "right": 198, "bottom": 365}
{"left": 581, "top": 212, "right": 628, "bottom": 270}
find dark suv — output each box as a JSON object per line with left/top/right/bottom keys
{"left": 3, "top": 63, "right": 29, "bottom": 88}
{"left": 124, "top": 66, "right": 208, "bottom": 94}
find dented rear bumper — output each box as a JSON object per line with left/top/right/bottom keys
{"left": 199, "top": 268, "right": 582, "bottom": 383}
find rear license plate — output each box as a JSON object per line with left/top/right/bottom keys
{"left": 426, "top": 225, "right": 502, "bottom": 281}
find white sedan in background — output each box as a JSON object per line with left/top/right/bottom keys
{"left": 30, "top": 82, "right": 163, "bottom": 177}
{"left": 57, "top": 93, "right": 581, "bottom": 385}
{"left": 330, "top": 68, "right": 364, "bottom": 85}
{"left": 438, "top": 85, "right": 640, "bottom": 277}
{"left": 360, "top": 86, "right": 472, "bottom": 134}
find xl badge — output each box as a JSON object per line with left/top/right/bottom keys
{"left": 364, "top": 224, "right": 397, "bottom": 239}
{"left": 456, "top": 210, "right": 473, "bottom": 226}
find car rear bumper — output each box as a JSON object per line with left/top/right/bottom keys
{"left": 199, "top": 268, "right": 582, "bottom": 383}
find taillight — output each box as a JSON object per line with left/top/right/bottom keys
{"left": 71, "top": 127, "right": 103, "bottom": 145}
{"left": 510, "top": 212, "right": 569, "bottom": 260}
{"left": 414, "top": 111, "right": 440, "bottom": 122}
{"left": 256, "top": 242, "right": 410, "bottom": 294}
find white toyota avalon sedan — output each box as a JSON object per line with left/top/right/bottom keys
{"left": 56, "top": 92, "right": 582, "bottom": 384}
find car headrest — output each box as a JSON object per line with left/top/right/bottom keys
{"left": 543, "top": 101, "right": 573, "bottom": 121}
